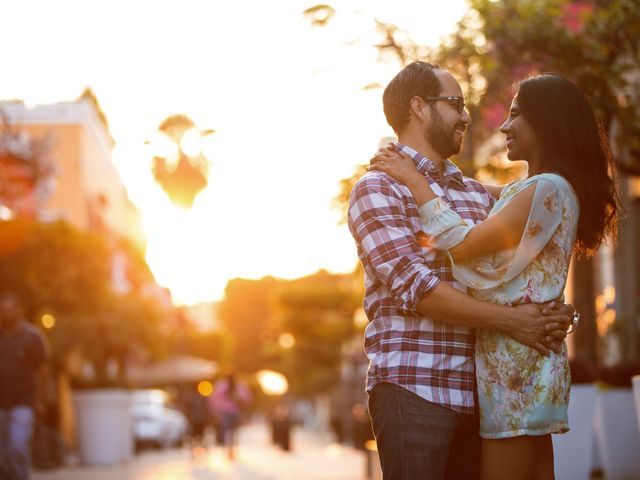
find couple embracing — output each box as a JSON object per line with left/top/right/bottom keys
{"left": 347, "top": 61, "right": 619, "bottom": 479}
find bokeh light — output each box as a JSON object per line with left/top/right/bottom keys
{"left": 278, "top": 333, "right": 296, "bottom": 349}
{"left": 197, "top": 380, "right": 213, "bottom": 397}
{"left": 41, "top": 313, "right": 55, "bottom": 329}
{"left": 256, "top": 370, "right": 289, "bottom": 396}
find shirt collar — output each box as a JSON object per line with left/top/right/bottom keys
{"left": 395, "top": 143, "right": 466, "bottom": 186}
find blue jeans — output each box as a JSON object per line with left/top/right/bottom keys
{"left": 368, "top": 383, "right": 480, "bottom": 480}
{"left": 0, "top": 406, "right": 34, "bottom": 480}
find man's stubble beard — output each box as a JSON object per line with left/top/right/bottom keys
{"left": 425, "top": 107, "right": 463, "bottom": 160}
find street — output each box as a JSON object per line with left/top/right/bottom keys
{"left": 32, "top": 422, "right": 368, "bottom": 480}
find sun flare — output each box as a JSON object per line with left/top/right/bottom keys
{"left": 1, "top": 0, "right": 468, "bottom": 306}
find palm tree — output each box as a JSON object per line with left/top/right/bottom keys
{"left": 149, "top": 114, "right": 215, "bottom": 208}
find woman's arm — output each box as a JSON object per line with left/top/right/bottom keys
{"left": 447, "top": 184, "right": 535, "bottom": 262}
{"left": 369, "top": 149, "right": 534, "bottom": 262}
{"left": 370, "top": 150, "right": 560, "bottom": 269}
{"left": 423, "top": 177, "right": 566, "bottom": 293}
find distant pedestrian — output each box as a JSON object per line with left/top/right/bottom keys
{"left": 208, "top": 371, "right": 251, "bottom": 460}
{"left": 181, "top": 383, "right": 210, "bottom": 456}
{"left": 270, "top": 402, "right": 293, "bottom": 452}
{"left": 0, "top": 290, "right": 50, "bottom": 480}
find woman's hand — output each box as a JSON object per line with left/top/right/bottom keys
{"left": 369, "top": 144, "right": 436, "bottom": 206}
{"left": 369, "top": 145, "right": 425, "bottom": 187}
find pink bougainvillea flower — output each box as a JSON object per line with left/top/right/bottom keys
{"left": 511, "top": 62, "right": 545, "bottom": 81}
{"left": 559, "top": 2, "right": 595, "bottom": 34}
{"left": 482, "top": 102, "right": 508, "bottom": 130}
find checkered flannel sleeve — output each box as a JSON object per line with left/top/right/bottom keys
{"left": 348, "top": 173, "right": 440, "bottom": 314}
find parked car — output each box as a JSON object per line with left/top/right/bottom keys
{"left": 131, "top": 389, "right": 188, "bottom": 449}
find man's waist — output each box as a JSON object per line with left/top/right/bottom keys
{"left": 366, "top": 376, "right": 476, "bottom": 414}
{"left": 363, "top": 328, "right": 476, "bottom": 380}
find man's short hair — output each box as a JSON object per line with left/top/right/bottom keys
{"left": 382, "top": 61, "right": 442, "bottom": 134}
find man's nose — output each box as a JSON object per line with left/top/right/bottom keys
{"left": 461, "top": 109, "right": 471, "bottom": 125}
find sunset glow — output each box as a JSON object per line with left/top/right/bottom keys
{"left": 1, "top": 0, "right": 466, "bottom": 304}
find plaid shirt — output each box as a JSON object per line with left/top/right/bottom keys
{"left": 348, "top": 144, "right": 495, "bottom": 414}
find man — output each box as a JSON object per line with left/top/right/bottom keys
{"left": 347, "top": 62, "right": 571, "bottom": 479}
{"left": 0, "top": 290, "right": 50, "bottom": 480}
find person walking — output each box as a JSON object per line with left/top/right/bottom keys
{"left": 0, "top": 290, "right": 50, "bottom": 480}
{"left": 208, "top": 371, "right": 251, "bottom": 460}
{"left": 181, "top": 383, "right": 210, "bottom": 457}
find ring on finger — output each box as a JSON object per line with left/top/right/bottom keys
{"left": 567, "top": 311, "right": 580, "bottom": 334}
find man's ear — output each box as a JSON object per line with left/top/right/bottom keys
{"left": 410, "top": 96, "right": 427, "bottom": 121}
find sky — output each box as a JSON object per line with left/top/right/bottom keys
{"left": 1, "top": 0, "right": 468, "bottom": 305}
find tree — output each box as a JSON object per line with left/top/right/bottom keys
{"left": 49, "top": 294, "right": 166, "bottom": 387}
{"left": 217, "top": 276, "right": 282, "bottom": 372}
{"left": 149, "top": 114, "right": 215, "bottom": 208}
{"left": 308, "top": 0, "right": 640, "bottom": 364}
{"left": 270, "top": 270, "right": 360, "bottom": 396}
{"left": 0, "top": 220, "right": 168, "bottom": 386}
{"left": 435, "top": 0, "right": 640, "bottom": 174}
{"left": 332, "top": 164, "right": 367, "bottom": 224}
{"left": 216, "top": 271, "right": 361, "bottom": 396}
{"left": 0, "top": 221, "right": 112, "bottom": 315}
{"left": 435, "top": 0, "right": 640, "bottom": 364}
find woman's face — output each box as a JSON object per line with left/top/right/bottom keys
{"left": 499, "top": 96, "right": 539, "bottom": 163}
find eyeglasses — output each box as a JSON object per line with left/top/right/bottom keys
{"left": 426, "top": 96, "right": 465, "bottom": 114}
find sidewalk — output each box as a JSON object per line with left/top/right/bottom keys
{"left": 32, "top": 422, "right": 368, "bottom": 480}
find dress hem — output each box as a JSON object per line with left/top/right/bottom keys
{"left": 480, "top": 424, "right": 569, "bottom": 439}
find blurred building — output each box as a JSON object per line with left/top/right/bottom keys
{"left": 0, "top": 95, "right": 145, "bottom": 249}
{"left": 0, "top": 93, "right": 154, "bottom": 451}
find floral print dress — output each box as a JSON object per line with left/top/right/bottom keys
{"left": 418, "top": 173, "right": 578, "bottom": 439}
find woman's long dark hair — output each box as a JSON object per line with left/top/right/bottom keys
{"left": 516, "top": 73, "right": 619, "bottom": 257}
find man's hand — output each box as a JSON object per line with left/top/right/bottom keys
{"left": 508, "top": 303, "right": 571, "bottom": 356}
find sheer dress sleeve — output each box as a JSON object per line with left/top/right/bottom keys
{"left": 417, "top": 175, "right": 569, "bottom": 290}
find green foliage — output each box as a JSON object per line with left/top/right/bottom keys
{"left": 217, "top": 276, "right": 282, "bottom": 372}
{"left": 311, "top": 0, "right": 640, "bottom": 206}
{"left": 0, "top": 220, "right": 111, "bottom": 315}
{"left": 332, "top": 164, "right": 367, "bottom": 224}
{"left": 0, "top": 220, "right": 168, "bottom": 387}
{"left": 174, "top": 329, "right": 229, "bottom": 364}
{"left": 216, "top": 271, "right": 361, "bottom": 397}
{"left": 309, "top": 0, "right": 640, "bottom": 366}
{"left": 271, "top": 270, "right": 359, "bottom": 396}
{"left": 437, "top": 0, "right": 640, "bottom": 173}
{"left": 50, "top": 294, "right": 165, "bottom": 388}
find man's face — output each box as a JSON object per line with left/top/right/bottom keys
{"left": 424, "top": 70, "right": 471, "bottom": 159}
{"left": 0, "top": 294, "right": 22, "bottom": 331}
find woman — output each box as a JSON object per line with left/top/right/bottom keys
{"left": 370, "top": 73, "right": 618, "bottom": 480}
{"left": 209, "top": 371, "right": 252, "bottom": 460}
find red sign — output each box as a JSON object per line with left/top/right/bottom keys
{"left": 0, "top": 153, "right": 37, "bottom": 206}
